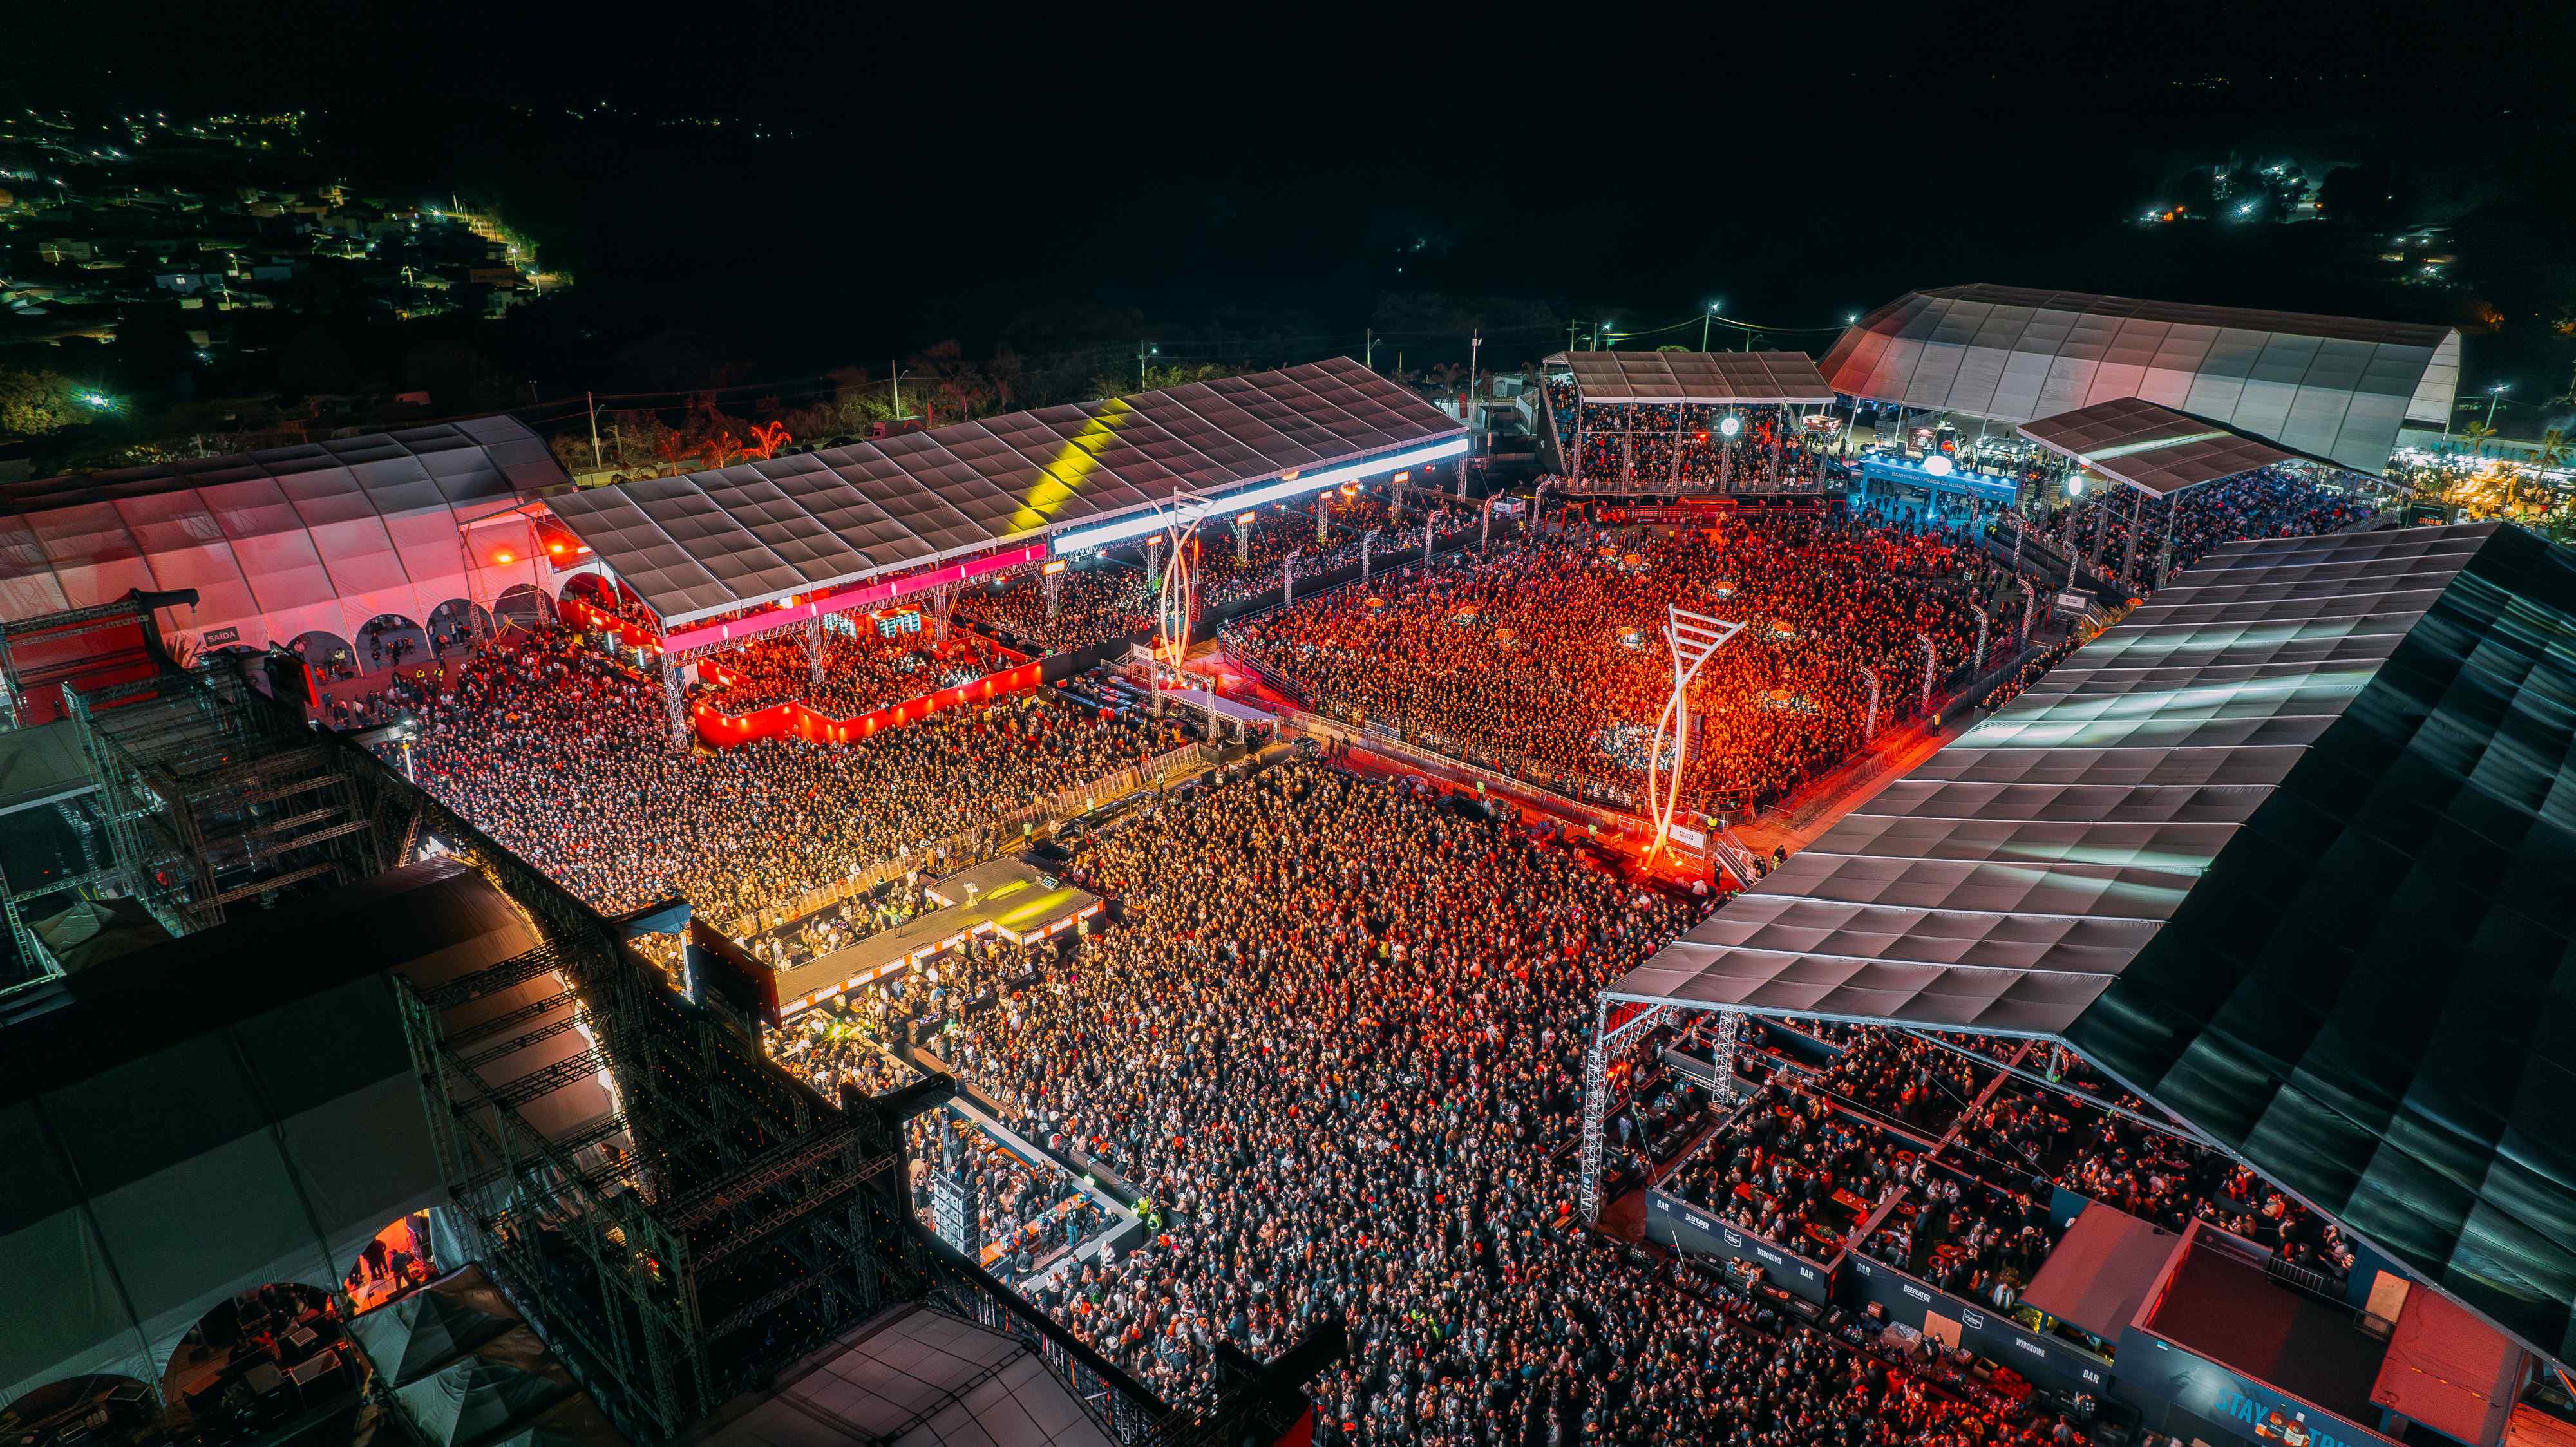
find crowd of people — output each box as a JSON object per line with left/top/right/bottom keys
{"left": 1229, "top": 518, "right": 1993, "bottom": 815}
{"left": 899, "top": 759, "right": 2105, "bottom": 1446}
{"left": 1555, "top": 400, "right": 1828, "bottom": 489}
{"left": 385, "top": 627, "right": 1189, "bottom": 920}
{"left": 955, "top": 566, "right": 1155, "bottom": 652}
{"left": 2011, "top": 466, "right": 2377, "bottom": 583}
{"left": 692, "top": 624, "right": 1007, "bottom": 719}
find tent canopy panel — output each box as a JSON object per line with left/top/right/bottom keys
{"left": 545, "top": 357, "right": 1467, "bottom": 629}
{"left": 1821, "top": 285, "right": 2461, "bottom": 474}
{"left": 1554, "top": 350, "right": 1837, "bottom": 404}
{"left": 2016, "top": 397, "right": 2325, "bottom": 497}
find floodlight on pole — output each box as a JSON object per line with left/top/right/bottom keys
{"left": 1703, "top": 301, "right": 1721, "bottom": 352}
{"left": 1647, "top": 605, "right": 1744, "bottom": 860}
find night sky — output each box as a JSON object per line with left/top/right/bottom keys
{"left": 23, "top": 3, "right": 2576, "bottom": 394}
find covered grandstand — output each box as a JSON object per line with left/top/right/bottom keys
{"left": 542, "top": 355, "right": 1466, "bottom": 640}
{"left": 1822, "top": 283, "right": 2463, "bottom": 475}
{"left": 2005, "top": 395, "right": 2383, "bottom": 587}
{"left": 0, "top": 417, "right": 569, "bottom": 665}
{"left": 1596, "top": 522, "right": 2576, "bottom": 1386}
{"left": 1537, "top": 349, "right": 1838, "bottom": 495}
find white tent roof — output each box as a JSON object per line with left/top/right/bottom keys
{"left": 1820, "top": 284, "right": 2462, "bottom": 475}
{"left": 0, "top": 861, "right": 536, "bottom": 1404}
{"left": 0, "top": 417, "right": 566, "bottom": 654}
{"left": 1606, "top": 524, "right": 2498, "bottom": 1034}
{"left": 546, "top": 357, "right": 1466, "bottom": 628}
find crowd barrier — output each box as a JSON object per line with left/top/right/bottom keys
{"left": 718, "top": 739, "right": 1217, "bottom": 937}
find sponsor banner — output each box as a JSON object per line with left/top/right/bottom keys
{"left": 1846, "top": 1254, "right": 2110, "bottom": 1396}
{"left": 1646, "top": 1191, "right": 1832, "bottom": 1304}
{"left": 200, "top": 625, "right": 242, "bottom": 647}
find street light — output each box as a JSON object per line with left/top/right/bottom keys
{"left": 1702, "top": 301, "right": 1721, "bottom": 352}
{"left": 2485, "top": 383, "right": 2510, "bottom": 430}
{"left": 1596, "top": 320, "right": 1612, "bottom": 351}
{"left": 1138, "top": 344, "right": 1159, "bottom": 390}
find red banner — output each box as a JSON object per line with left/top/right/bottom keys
{"left": 690, "top": 648, "right": 1043, "bottom": 750}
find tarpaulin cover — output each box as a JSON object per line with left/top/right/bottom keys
{"left": 1821, "top": 284, "right": 2462, "bottom": 474}
{"left": 545, "top": 356, "right": 1467, "bottom": 628}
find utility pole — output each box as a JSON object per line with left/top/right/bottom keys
{"left": 891, "top": 361, "right": 901, "bottom": 419}
{"left": 587, "top": 391, "right": 602, "bottom": 471}
{"left": 1138, "top": 343, "right": 1158, "bottom": 391}
{"left": 1702, "top": 302, "right": 1719, "bottom": 352}
{"left": 1365, "top": 330, "right": 1377, "bottom": 372}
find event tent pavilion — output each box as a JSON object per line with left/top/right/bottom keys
{"left": 0, "top": 860, "right": 556, "bottom": 1407}
{"left": 1819, "top": 284, "right": 2463, "bottom": 476}
{"left": 540, "top": 356, "right": 1470, "bottom": 649}
{"left": 0, "top": 418, "right": 569, "bottom": 664}
{"left": 1596, "top": 522, "right": 2576, "bottom": 1372}
{"left": 2008, "top": 395, "right": 2372, "bottom": 585}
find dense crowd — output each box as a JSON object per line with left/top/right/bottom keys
{"left": 1558, "top": 401, "right": 1826, "bottom": 489}
{"left": 920, "top": 760, "right": 2098, "bottom": 1446}
{"left": 2013, "top": 466, "right": 2376, "bottom": 583}
{"left": 956, "top": 566, "right": 1154, "bottom": 652}
{"left": 693, "top": 625, "right": 1007, "bottom": 718}
{"left": 767, "top": 1007, "right": 922, "bottom": 1099}
{"left": 1230, "top": 518, "right": 1992, "bottom": 813}
{"left": 386, "top": 628, "right": 1188, "bottom": 918}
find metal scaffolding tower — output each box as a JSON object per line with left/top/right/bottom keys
{"left": 63, "top": 662, "right": 393, "bottom": 934}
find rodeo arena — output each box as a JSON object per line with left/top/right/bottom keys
{"left": 3, "top": 287, "right": 2575, "bottom": 1447}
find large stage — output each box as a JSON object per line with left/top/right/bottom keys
{"left": 709, "top": 858, "right": 1102, "bottom": 1026}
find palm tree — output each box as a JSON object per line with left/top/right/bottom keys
{"left": 2535, "top": 426, "right": 2570, "bottom": 475}
{"left": 2457, "top": 421, "right": 2497, "bottom": 457}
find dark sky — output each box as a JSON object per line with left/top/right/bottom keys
{"left": 23, "top": 2, "right": 2576, "bottom": 390}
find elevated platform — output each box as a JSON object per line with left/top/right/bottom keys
{"left": 764, "top": 859, "right": 1101, "bottom": 1024}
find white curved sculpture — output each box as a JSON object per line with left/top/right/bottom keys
{"left": 1647, "top": 605, "right": 1743, "bottom": 856}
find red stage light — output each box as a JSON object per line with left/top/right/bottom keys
{"left": 548, "top": 542, "right": 565, "bottom": 554}
{"left": 494, "top": 551, "right": 513, "bottom": 564}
